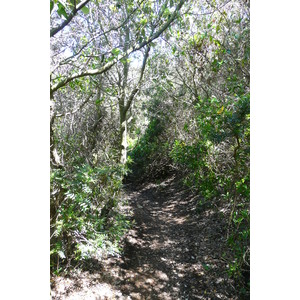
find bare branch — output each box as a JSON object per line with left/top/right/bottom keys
{"left": 124, "top": 44, "right": 151, "bottom": 113}
{"left": 50, "top": 0, "right": 186, "bottom": 94}
{"left": 50, "top": 0, "right": 91, "bottom": 37}
{"left": 55, "top": 93, "right": 94, "bottom": 118}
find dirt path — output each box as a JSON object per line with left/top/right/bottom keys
{"left": 51, "top": 175, "right": 238, "bottom": 299}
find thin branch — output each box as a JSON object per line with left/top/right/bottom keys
{"left": 50, "top": 0, "right": 91, "bottom": 37}
{"left": 55, "top": 93, "right": 94, "bottom": 118}
{"left": 50, "top": 0, "right": 186, "bottom": 94}
{"left": 124, "top": 44, "right": 151, "bottom": 113}
{"left": 55, "top": 1, "right": 145, "bottom": 68}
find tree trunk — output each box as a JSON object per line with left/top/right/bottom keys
{"left": 117, "top": 26, "right": 150, "bottom": 165}
{"left": 50, "top": 93, "right": 62, "bottom": 168}
{"left": 119, "top": 106, "right": 127, "bottom": 165}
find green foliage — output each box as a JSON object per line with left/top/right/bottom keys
{"left": 128, "top": 118, "right": 172, "bottom": 181}
{"left": 50, "top": 0, "right": 250, "bottom": 295}
{"left": 57, "top": 2, "right": 68, "bottom": 19}
{"left": 50, "top": 163, "right": 129, "bottom": 273}
{"left": 81, "top": 6, "right": 89, "bottom": 15}
{"left": 170, "top": 93, "right": 250, "bottom": 289}
{"left": 111, "top": 48, "right": 121, "bottom": 57}
{"left": 50, "top": 0, "right": 54, "bottom": 13}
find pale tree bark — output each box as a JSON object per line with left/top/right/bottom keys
{"left": 118, "top": 25, "right": 151, "bottom": 164}
{"left": 50, "top": 0, "right": 91, "bottom": 37}
{"left": 50, "top": 0, "right": 185, "bottom": 95}
{"left": 50, "top": 92, "right": 63, "bottom": 168}
{"left": 119, "top": 25, "right": 130, "bottom": 165}
{"left": 119, "top": 108, "right": 127, "bottom": 164}
{"left": 50, "top": 0, "right": 186, "bottom": 164}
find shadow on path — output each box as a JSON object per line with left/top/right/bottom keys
{"left": 51, "top": 175, "right": 238, "bottom": 299}
{"left": 115, "top": 175, "right": 237, "bottom": 299}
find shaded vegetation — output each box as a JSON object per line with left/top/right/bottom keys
{"left": 50, "top": 0, "right": 250, "bottom": 297}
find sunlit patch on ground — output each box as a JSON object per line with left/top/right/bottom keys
{"left": 51, "top": 277, "right": 128, "bottom": 299}
{"left": 51, "top": 176, "right": 238, "bottom": 299}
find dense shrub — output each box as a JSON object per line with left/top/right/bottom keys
{"left": 170, "top": 93, "right": 250, "bottom": 293}
{"left": 50, "top": 163, "right": 129, "bottom": 274}
{"left": 127, "top": 118, "right": 173, "bottom": 182}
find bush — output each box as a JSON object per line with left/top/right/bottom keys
{"left": 50, "top": 163, "right": 130, "bottom": 273}
{"left": 127, "top": 118, "right": 173, "bottom": 182}
{"left": 170, "top": 93, "right": 250, "bottom": 292}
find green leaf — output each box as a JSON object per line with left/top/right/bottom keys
{"left": 140, "top": 18, "right": 148, "bottom": 26}
{"left": 81, "top": 6, "right": 89, "bottom": 14}
{"left": 163, "top": 8, "right": 170, "bottom": 17}
{"left": 57, "top": 3, "right": 68, "bottom": 19}
{"left": 111, "top": 48, "right": 121, "bottom": 56}
{"left": 50, "top": 0, "right": 54, "bottom": 13}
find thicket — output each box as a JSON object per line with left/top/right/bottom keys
{"left": 50, "top": 162, "right": 129, "bottom": 273}
{"left": 50, "top": 0, "right": 250, "bottom": 295}
{"left": 127, "top": 0, "right": 250, "bottom": 295}
{"left": 170, "top": 94, "right": 250, "bottom": 288}
{"left": 50, "top": 71, "right": 129, "bottom": 273}
{"left": 128, "top": 93, "right": 250, "bottom": 297}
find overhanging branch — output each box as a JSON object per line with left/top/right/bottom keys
{"left": 50, "top": 0, "right": 186, "bottom": 95}
{"left": 50, "top": 0, "right": 91, "bottom": 37}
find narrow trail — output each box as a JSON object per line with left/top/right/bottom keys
{"left": 52, "top": 175, "right": 237, "bottom": 299}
